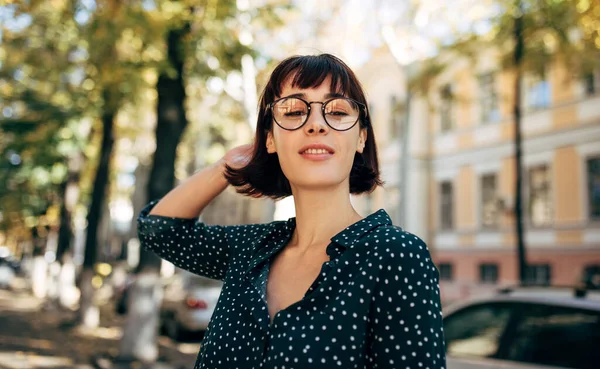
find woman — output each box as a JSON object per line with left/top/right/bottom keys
{"left": 138, "top": 54, "right": 446, "bottom": 369}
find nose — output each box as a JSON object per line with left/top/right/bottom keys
{"left": 303, "top": 103, "right": 329, "bottom": 135}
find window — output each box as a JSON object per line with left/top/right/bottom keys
{"left": 440, "top": 84, "right": 454, "bottom": 132}
{"left": 527, "top": 165, "right": 552, "bottom": 226}
{"left": 526, "top": 264, "right": 551, "bottom": 285}
{"left": 506, "top": 304, "right": 600, "bottom": 369}
{"left": 444, "top": 302, "right": 513, "bottom": 358}
{"left": 438, "top": 263, "right": 453, "bottom": 281}
{"left": 481, "top": 174, "right": 499, "bottom": 228}
{"left": 479, "top": 263, "right": 499, "bottom": 284}
{"left": 522, "top": 74, "right": 551, "bottom": 111}
{"left": 587, "top": 157, "right": 600, "bottom": 220}
{"left": 440, "top": 181, "right": 454, "bottom": 230}
{"left": 479, "top": 73, "right": 500, "bottom": 123}
{"left": 582, "top": 264, "right": 600, "bottom": 288}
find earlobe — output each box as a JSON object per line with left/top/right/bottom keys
{"left": 266, "top": 133, "right": 276, "bottom": 153}
{"left": 357, "top": 130, "right": 367, "bottom": 153}
{"left": 357, "top": 141, "right": 365, "bottom": 153}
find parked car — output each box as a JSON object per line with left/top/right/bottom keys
{"left": 160, "top": 272, "right": 223, "bottom": 341}
{"left": 443, "top": 285, "right": 600, "bottom": 369}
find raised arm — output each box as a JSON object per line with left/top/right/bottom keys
{"left": 137, "top": 144, "right": 256, "bottom": 280}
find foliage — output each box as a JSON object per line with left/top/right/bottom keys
{"left": 448, "top": 0, "right": 600, "bottom": 75}
{"left": 0, "top": 0, "right": 286, "bottom": 250}
{"left": 0, "top": 2, "right": 89, "bottom": 237}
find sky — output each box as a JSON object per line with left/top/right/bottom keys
{"left": 0, "top": 0, "right": 496, "bottom": 67}
{"left": 249, "top": 0, "right": 496, "bottom": 69}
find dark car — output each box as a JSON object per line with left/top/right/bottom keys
{"left": 443, "top": 285, "right": 600, "bottom": 369}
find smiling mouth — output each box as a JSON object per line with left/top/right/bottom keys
{"left": 300, "top": 148, "right": 333, "bottom": 155}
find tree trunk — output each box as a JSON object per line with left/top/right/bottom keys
{"left": 119, "top": 26, "right": 190, "bottom": 362}
{"left": 138, "top": 26, "right": 190, "bottom": 272}
{"left": 513, "top": 0, "right": 528, "bottom": 284}
{"left": 56, "top": 154, "right": 81, "bottom": 262}
{"left": 30, "top": 222, "right": 50, "bottom": 298}
{"left": 55, "top": 178, "right": 73, "bottom": 264}
{"left": 54, "top": 153, "right": 83, "bottom": 309}
{"left": 79, "top": 89, "right": 116, "bottom": 327}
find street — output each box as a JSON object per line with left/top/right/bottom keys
{"left": 0, "top": 284, "right": 200, "bottom": 369}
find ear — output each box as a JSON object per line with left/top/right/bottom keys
{"left": 357, "top": 128, "right": 367, "bottom": 154}
{"left": 266, "top": 131, "right": 277, "bottom": 153}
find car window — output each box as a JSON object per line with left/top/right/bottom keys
{"left": 444, "top": 302, "right": 513, "bottom": 359}
{"left": 505, "top": 304, "right": 600, "bottom": 369}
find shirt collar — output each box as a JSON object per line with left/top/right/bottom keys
{"left": 329, "top": 208, "right": 392, "bottom": 248}
{"left": 245, "top": 208, "right": 392, "bottom": 273}
{"left": 282, "top": 208, "right": 392, "bottom": 248}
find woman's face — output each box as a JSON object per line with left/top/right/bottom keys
{"left": 266, "top": 75, "right": 367, "bottom": 193}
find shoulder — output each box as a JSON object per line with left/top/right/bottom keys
{"left": 364, "top": 225, "right": 435, "bottom": 272}
{"left": 224, "top": 219, "right": 289, "bottom": 239}
{"left": 224, "top": 219, "right": 292, "bottom": 255}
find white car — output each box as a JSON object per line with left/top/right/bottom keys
{"left": 160, "top": 272, "right": 223, "bottom": 341}
{"left": 443, "top": 285, "right": 600, "bottom": 369}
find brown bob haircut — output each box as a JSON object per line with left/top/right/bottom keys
{"left": 225, "top": 53, "right": 383, "bottom": 200}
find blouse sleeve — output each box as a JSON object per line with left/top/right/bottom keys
{"left": 137, "top": 200, "right": 264, "bottom": 281}
{"left": 365, "top": 234, "right": 446, "bottom": 369}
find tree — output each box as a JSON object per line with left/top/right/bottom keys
{"left": 1, "top": 0, "right": 160, "bottom": 320}
{"left": 0, "top": 2, "right": 93, "bottom": 304}
{"left": 118, "top": 0, "right": 284, "bottom": 362}
{"left": 68, "top": 0, "right": 158, "bottom": 327}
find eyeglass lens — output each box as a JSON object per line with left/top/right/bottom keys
{"left": 272, "top": 98, "right": 360, "bottom": 130}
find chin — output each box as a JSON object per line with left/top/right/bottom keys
{"left": 281, "top": 159, "right": 352, "bottom": 191}
{"left": 288, "top": 175, "right": 347, "bottom": 192}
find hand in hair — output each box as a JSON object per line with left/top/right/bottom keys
{"left": 221, "top": 143, "right": 254, "bottom": 171}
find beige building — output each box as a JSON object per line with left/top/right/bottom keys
{"left": 357, "top": 46, "right": 600, "bottom": 303}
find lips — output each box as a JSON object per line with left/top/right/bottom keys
{"left": 298, "top": 144, "right": 335, "bottom": 162}
{"left": 298, "top": 144, "right": 335, "bottom": 155}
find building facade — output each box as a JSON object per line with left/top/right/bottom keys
{"left": 357, "top": 47, "right": 600, "bottom": 303}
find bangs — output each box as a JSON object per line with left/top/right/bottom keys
{"left": 270, "top": 55, "right": 355, "bottom": 99}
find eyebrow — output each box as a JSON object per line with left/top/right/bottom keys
{"left": 284, "top": 92, "right": 346, "bottom": 100}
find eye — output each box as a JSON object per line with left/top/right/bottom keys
{"left": 284, "top": 110, "right": 306, "bottom": 117}
{"left": 326, "top": 110, "right": 349, "bottom": 116}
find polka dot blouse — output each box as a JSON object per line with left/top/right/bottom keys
{"left": 138, "top": 200, "right": 446, "bottom": 369}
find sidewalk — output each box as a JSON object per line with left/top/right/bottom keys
{"left": 0, "top": 286, "right": 199, "bottom": 369}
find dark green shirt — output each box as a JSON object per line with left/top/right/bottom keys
{"left": 138, "top": 200, "right": 446, "bottom": 369}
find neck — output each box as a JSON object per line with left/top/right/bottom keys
{"left": 288, "top": 185, "right": 363, "bottom": 255}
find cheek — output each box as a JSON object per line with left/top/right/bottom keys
{"left": 272, "top": 130, "right": 288, "bottom": 153}
{"left": 342, "top": 134, "right": 360, "bottom": 155}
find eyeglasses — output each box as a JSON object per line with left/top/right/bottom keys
{"left": 268, "top": 96, "right": 367, "bottom": 131}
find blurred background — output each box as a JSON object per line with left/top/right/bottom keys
{"left": 0, "top": 0, "right": 599, "bottom": 368}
